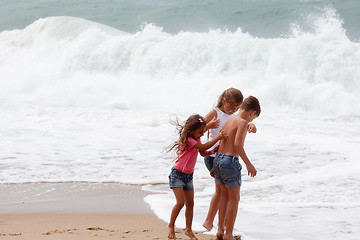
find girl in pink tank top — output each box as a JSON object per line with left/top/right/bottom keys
{"left": 167, "top": 114, "right": 226, "bottom": 240}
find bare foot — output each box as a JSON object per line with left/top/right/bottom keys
{"left": 216, "top": 230, "right": 224, "bottom": 240}
{"left": 202, "top": 221, "right": 213, "bottom": 231}
{"left": 184, "top": 228, "right": 198, "bottom": 240}
{"left": 168, "top": 225, "right": 176, "bottom": 239}
{"left": 223, "top": 234, "right": 235, "bottom": 240}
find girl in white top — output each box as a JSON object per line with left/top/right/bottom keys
{"left": 203, "top": 88, "right": 257, "bottom": 231}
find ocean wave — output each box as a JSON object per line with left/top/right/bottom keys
{"left": 0, "top": 13, "right": 359, "bottom": 115}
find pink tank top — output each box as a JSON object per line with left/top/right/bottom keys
{"left": 173, "top": 137, "right": 200, "bottom": 173}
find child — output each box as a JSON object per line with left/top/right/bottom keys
{"left": 167, "top": 114, "right": 227, "bottom": 240}
{"left": 203, "top": 88, "right": 257, "bottom": 231}
{"left": 213, "top": 96, "right": 261, "bottom": 240}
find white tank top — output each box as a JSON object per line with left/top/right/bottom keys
{"left": 208, "top": 108, "right": 235, "bottom": 155}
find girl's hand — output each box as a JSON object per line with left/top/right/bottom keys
{"left": 207, "top": 117, "right": 220, "bottom": 130}
{"left": 210, "top": 168, "right": 215, "bottom": 178}
{"left": 247, "top": 123, "right": 257, "bottom": 133}
{"left": 209, "top": 145, "right": 219, "bottom": 155}
{"left": 218, "top": 129, "right": 227, "bottom": 140}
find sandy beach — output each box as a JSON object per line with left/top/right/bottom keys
{"left": 0, "top": 183, "right": 216, "bottom": 240}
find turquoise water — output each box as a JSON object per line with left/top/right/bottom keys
{"left": 1, "top": 0, "right": 360, "bottom": 39}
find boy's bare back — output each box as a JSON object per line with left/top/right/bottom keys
{"left": 217, "top": 115, "right": 248, "bottom": 157}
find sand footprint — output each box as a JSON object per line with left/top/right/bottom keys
{"left": 87, "top": 227, "right": 116, "bottom": 236}
{"left": 43, "top": 229, "right": 77, "bottom": 235}
{"left": 0, "top": 233, "right": 22, "bottom": 237}
{"left": 87, "top": 227, "right": 115, "bottom": 232}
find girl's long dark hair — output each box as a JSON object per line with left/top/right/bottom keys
{"left": 167, "top": 114, "right": 206, "bottom": 155}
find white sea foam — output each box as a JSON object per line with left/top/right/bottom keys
{"left": 0, "top": 13, "right": 359, "bottom": 113}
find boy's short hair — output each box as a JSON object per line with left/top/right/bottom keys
{"left": 240, "top": 96, "right": 261, "bottom": 117}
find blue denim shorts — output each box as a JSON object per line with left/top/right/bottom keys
{"left": 213, "top": 153, "right": 242, "bottom": 188}
{"left": 204, "top": 156, "right": 215, "bottom": 172}
{"left": 169, "top": 167, "right": 194, "bottom": 190}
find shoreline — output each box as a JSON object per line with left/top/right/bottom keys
{"left": 0, "top": 182, "right": 152, "bottom": 214}
{"left": 0, "top": 182, "right": 216, "bottom": 240}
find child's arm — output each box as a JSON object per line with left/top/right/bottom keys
{"left": 194, "top": 130, "right": 226, "bottom": 151}
{"left": 204, "top": 109, "right": 220, "bottom": 132}
{"left": 199, "top": 149, "right": 214, "bottom": 157}
{"left": 234, "top": 122, "right": 257, "bottom": 177}
{"left": 199, "top": 145, "right": 219, "bottom": 157}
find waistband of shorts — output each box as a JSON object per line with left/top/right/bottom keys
{"left": 172, "top": 167, "right": 194, "bottom": 176}
{"left": 215, "top": 153, "right": 239, "bottom": 161}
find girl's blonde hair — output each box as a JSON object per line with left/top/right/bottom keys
{"left": 216, "top": 88, "right": 244, "bottom": 108}
{"left": 167, "top": 114, "right": 206, "bottom": 155}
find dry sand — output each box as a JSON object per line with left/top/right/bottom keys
{"left": 0, "top": 183, "right": 216, "bottom": 240}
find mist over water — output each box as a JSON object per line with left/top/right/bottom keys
{"left": 1, "top": 1, "right": 359, "bottom": 239}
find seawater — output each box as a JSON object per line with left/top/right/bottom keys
{"left": 0, "top": 1, "right": 360, "bottom": 239}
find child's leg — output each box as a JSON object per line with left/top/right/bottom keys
{"left": 183, "top": 189, "right": 197, "bottom": 240}
{"left": 203, "top": 179, "right": 222, "bottom": 231}
{"left": 217, "top": 184, "right": 228, "bottom": 239}
{"left": 223, "top": 186, "right": 240, "bottom": 240}
{"left": 168, "top": 187, "right": 185, "bottom": 239}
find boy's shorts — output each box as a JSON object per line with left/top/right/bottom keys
{"left": 169, "top": 167, "right": 194, "bottom": 190}
{"left": 213, "top": 153, "right": 242, "bottom": 188}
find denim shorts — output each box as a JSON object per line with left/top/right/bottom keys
{"left": 204, "top": 156, "right": 215, "bottom": 172}
{"left": 213, "top": 153, "right": 242, "bottom": 188}
{"left": 169, "top": 167, "right": 194, "bottom": 190}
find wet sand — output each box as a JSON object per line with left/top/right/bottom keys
{"left": 0, "top": 183, "right": 215, "bottom": 240}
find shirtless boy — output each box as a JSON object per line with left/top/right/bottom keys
{"left": 213, "top": 96, "right": 261, "bottom": 240}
